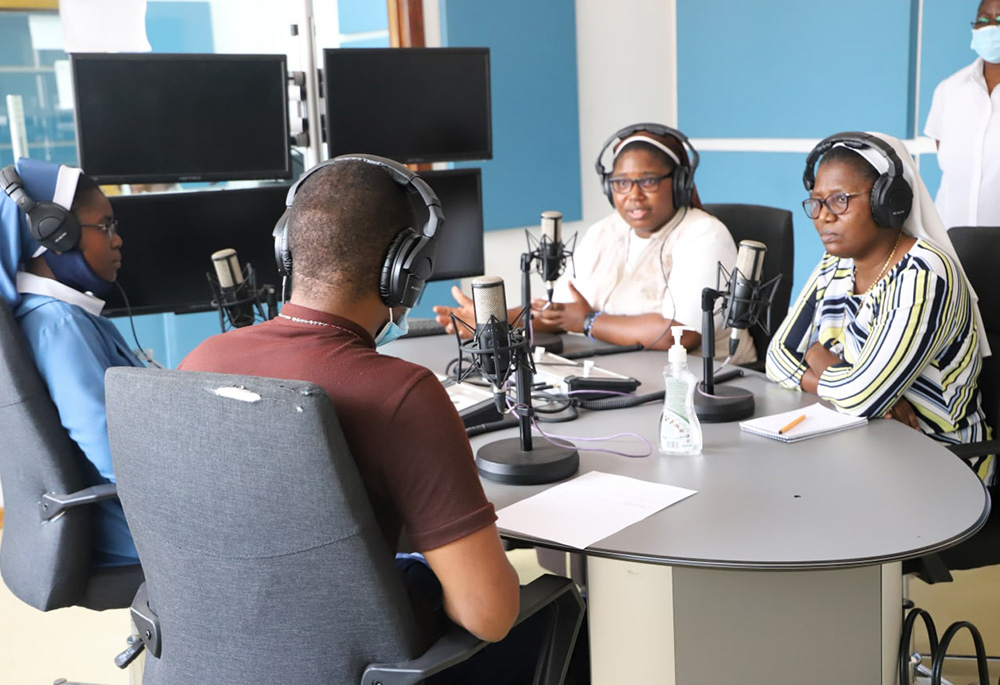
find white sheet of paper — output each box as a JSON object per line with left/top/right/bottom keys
{"left": 61, "top": 0, "right": 151, "bottom": 53}
{"left": 496, "top": 471, "right": 696, "bottom": 550}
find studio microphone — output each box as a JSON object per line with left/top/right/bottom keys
{"left": 538, "top": 211, "right": 564, "bottom": 301}
{"left": 725, "top": 240, "right": 767, "bottom": 358}
{"left": 471, "top": 276, "right": 516, "bottom": 414}
{"left": 211, "top": 248, "right": 257, "bottom": 328}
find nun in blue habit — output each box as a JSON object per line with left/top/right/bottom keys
{"left": 1, "top": 157, "right": 142, "bottom": 567}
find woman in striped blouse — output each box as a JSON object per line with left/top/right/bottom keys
{"left": 766, "top": 131, "right": 993, "bottom": 483}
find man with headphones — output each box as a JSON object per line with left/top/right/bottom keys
{"left": 179, "top": 156, "right": 522, "bottom": 652}
{"left": 433, "top": 123, "right": 756, "bottom": 364}
{"left": 1, "top": 157, "right": 142, "bottom": 567}
{"left": 766, "top": 131, "right": 990, "bottom": 468}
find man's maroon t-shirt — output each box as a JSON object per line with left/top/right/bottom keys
{"left": 179, "top": 303, "right": 496, "bottom": 554}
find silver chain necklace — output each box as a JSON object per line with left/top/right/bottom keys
{"left": 279, "top": 313, "right": 332, "bottom": 327}
{"left": 278, "top": 312, "right": 362, "bottom": 340}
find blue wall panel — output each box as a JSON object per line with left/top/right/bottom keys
{"left": 113, "top": 311, "right": 224, "bottom": 369}
{"left": 339, "top": 35, "right": 390, "bottom": 48}
{"left": 338, "top": 0, "right": 389, "bottom": 35}
{"left": 146, "top": 2, "right": 214, "bottom": 53}
{"left": 697, "top": 151, "right": 823, "bottom": 301}
{"left": 677, "top": 0, "right": 915, "bottom": 138}
{"left": 917, "top": 0, "right": 978, "bottom": 199}
{"left": 442, "top": 0, "right": 582, "bottom": 230}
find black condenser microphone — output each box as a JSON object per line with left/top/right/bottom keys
{"left": 211, "top": 249, "right": 257, "bottom": 328}
{"left": 725, "top": 240, "right": 767, "bottom": 358}
{"left": 538, "top": 210, "right": 564, "bottom": 301}
{"left": 472, "top": 276, "right": 514, "bottom": 413}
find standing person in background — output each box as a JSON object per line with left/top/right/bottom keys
{"left": 1, "top": 157, "right": 142, "bottom": 567}
{"left": 433, "top": 123, "right": 756, "bottom": 365}
{"left": 924, "top": 0, "right": 1000, "bottom": 229}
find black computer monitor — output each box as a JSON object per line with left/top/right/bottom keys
{"left": 323, "top": 48, "right": 492, "bottom": 164}
{"left": 104, "top": 185, "right": 289, "bottom": 317}
{"left": 71, "top": 53, "right": 291, "bottom": 184}
{"left": 416, "top": 168, "right": 484, "bottom": 281}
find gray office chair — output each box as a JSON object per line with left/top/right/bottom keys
{"left": 0, "top": 298, "right": 143, "bottom": 612}
{"left": 105, "top": 367, "right": 584, "bottom": 685}
{"left": 934, "top": 226, "right": 1000, "bottom": 573}
{"left": 902, "top": 227, "right": 1000, "bottom": 579}
{"left": 702, "top": 203, "right": 795, "bottom": 371}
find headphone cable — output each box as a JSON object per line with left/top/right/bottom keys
{"left": 113, "top": 281, "right": 162, "bottom": 368}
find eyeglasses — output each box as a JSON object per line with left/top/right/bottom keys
{"left": 608, "top": 173, "right": 673, "bottom": 195}
{"left": 801, "top": 192, "right": 868, "bottom": 219}
{"left": 971, "top": 15, "right": 1000, "bottom": 28}
{"left": 80, "top": 219, "right": 119, "bottom": 238}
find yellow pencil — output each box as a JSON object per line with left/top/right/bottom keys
{"left": 778, "top": 414, "right": 806, "bottom": 435}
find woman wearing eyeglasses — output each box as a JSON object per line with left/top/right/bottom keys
{"left": 1, "top": 157, "right": 142, "bottom": 567}
{"left": 433, "top": 124, "right": 756, "bottom": 362}
{"left": 924, "top": 0, "right": 1000, "bottom": 229}
{"left": 766, "top": 132, "right": 992, "bottom": 478}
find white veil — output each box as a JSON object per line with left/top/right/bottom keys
{"left": 835, "top": 132, "right": 991, "bottom": 357}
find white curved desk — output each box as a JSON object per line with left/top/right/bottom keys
{"left": 384, "top": 334, "right": 989, "bottom": 684}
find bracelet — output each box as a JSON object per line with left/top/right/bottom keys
{"left": 582, "top": 310, "right": 602, "bottom": 339}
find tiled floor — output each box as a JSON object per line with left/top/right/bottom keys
{"left": 2, "top": 527, "right": 998, "bottom": 685}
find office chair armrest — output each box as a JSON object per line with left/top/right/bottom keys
{"left": 130, "top": 582, "right": 162, "bottom": 658}
{"left": 361, "top": 574, "right": 585, "bottom": 685}
{"left": 947, "top": 440, "right": 1000, "bottom": 463}
{"left": 39, "top": 482, "right": 119, "bottom": 521}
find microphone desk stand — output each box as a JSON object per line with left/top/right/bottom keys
{"left": 466, "top": 259, "right": 579, "bottom": 485}
{"left": 694, "top": 286, "right": 755, "bottom": 423}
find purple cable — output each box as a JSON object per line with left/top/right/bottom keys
{"left": 503, "top": 398, "right": 653, "bottom": 459}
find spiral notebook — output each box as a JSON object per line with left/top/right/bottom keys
{"left": 739, "top": 403, "right": 867, "bottom": 443}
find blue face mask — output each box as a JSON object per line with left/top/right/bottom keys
{"left": 971, "top": 25, "right": 1000, "bottom": 64}
{"left": 374, "top": 308, "right": 409, "bottom": 347}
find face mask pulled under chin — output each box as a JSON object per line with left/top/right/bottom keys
{"left": 374, "top": 307, "right": 410, "bottom": 347}
{"left": 972, "top": 25, "right": 1000, "bottom": 64}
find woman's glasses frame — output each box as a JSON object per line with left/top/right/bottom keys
{"left": 801, "top": 192, "right": 869, "bottom": 220}
{"left": 608, "top": 172, "right": 674, "bottom": 195}
{"left": 971, "top": 15, "right": 1000, "bottom": 29}
{"left": 79, "top": 219, "right": 119, "bottom": 238}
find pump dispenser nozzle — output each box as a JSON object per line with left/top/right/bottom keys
{"left": 668, "top": 325, "right": 696, "bottom": 364}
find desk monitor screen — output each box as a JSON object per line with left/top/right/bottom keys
{"left": 323, "top": 48, "right": 492, "bottom": 164}
{"left": 104, "top": 185, "right": 289, "bottom": 317}
{"left": 71, "top": 53, "right": 291, "bottom": 184}
{"left": 417, "top": 168, "right": 485, "bottom": 281}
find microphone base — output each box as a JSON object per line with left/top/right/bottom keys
{"left": 476, "top": 438, "right": 579, "bottom": 485}
{"left": 694, "top": 383, "right": 755, "bottom": 423}
{"left": 529, "top": 331, "right": 563, "bottom": 354}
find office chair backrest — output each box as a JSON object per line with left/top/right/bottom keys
{"left": 0, "top": 298, "right": 107, "bottom": 610}
{"left": 106, "top": 367, "right": 423, "bottom": 685}
{"left": 702, "top": 203, "right": 795, "bottom": 363}
{"left": 948, "top": 227, "right": 1000, "bottom": 431}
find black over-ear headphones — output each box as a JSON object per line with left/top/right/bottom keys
{"left": 802, "top": 131, "right": 913, "bottom": 229}
{"left": 272, "top": 154, "right": 443, "bottom": 309}
{"left": 0, "top": 165, "right": 82, "bottom": 252}
{"left": 594, "top": 123, "right": 700, "bottom": 209}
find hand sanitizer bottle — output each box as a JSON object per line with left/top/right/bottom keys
{"left": 660, "top": 326, "right": 702, "bottom": 455}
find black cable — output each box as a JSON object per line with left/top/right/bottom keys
{"left": 114, "top": 281, "right": 161, "bottom": 368}
{"left": 465, "top": 414, "right": 519, "bottom": 437}
{"left": 713, "top": 368, "right": 744, "bottom": 384}
{"left": 531, "top": 393, "right": 579, "bottom": 423}
{"left": 577, "top": 390, "right": 665, "bottom": 411}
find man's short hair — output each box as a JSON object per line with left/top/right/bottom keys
{"left": 288, "top": 160, "right": 416, "bottom": 301}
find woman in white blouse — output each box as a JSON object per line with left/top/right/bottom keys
{"left": 433, "top": 123, "right": 756, "bottom": 363}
